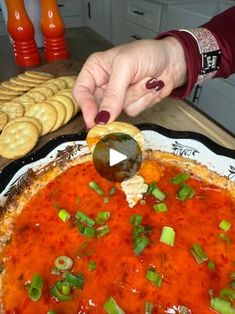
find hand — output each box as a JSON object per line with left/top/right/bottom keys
{"left": 73, "top": 37, "right": 187, "bottom": 129}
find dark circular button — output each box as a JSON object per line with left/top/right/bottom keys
{"left": 92, "top": 132, "right": 142, "bottom": 182}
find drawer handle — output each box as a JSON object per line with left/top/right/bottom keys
{"left": 133, "top": 10, "right": 144, "bottom": 16}
{"left": 131, "top": 34, "right": 142, "bottom": 40}
{"left": 58, "top": 4, "right": 64, "bottom": 7}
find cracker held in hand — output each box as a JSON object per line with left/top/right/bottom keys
{"left": 86, "top": 121, "right": 144, "bottom": 152}
{"left": 0, "top": 121, "right": 39, "bottom": 159}
{"left": 25, "top": 102, "right": 57, "bottom": 135}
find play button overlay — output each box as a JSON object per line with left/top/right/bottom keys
{"left": 92, "top": 132, "right": 142, "bottom": 182}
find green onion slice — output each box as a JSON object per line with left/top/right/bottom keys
{"left": 103, "top": 197, "right": 109, "bottom": 204}
{"left": 77, "top": 223, "right": 96, "bottom": 238}
{"left": 153, "top": 203, "right": 168, "bottom": 213}
{"left": 54, "top": 256, "right": 73, "bottom": 271}
{"left": 28, "top": 273, "right": 43, "bottom": 301}
{"left": 219, "top": 233, "right": 232, "bottom": 244}
{"left": 104, "top": 296, "right": 125, "bottom": 314}
{"left": 160, "top": 226, "right": 175, "bottom": 246}
{"left": 109, "top": 187, "right": 117, "bottom": 196}
{"left": 95, "top": 211, "right": 111, "bottom": 225}
{"left": 134, "top": 236, "right": 150, "bottom": 255}
{"left": 177, "top": 183, "right": 195, "bottom": 201}
{"left": 208, "top": 260, "right": 216, "bottom": 272}
{"left": 63, "top": 272, "right": 85, "bottom": 290}
{"left": 171, "top": 172, "right": 190, "bottom": 184}
{"left": 58, "top": 209, "right": 71, "bottom": 222}
{"left": 191, "top": 243, "right": 208, "bottom": 264}
{"left": 89, "top": 181, "right": 104, "bottom": 195}
{"left": 145, "top": 302, "right": 153, "bottom": 314}
{"left": 75, "top": 210, "right": 95, "bottom": 226}
{"left": 77, "top": 241, "right": 95, "bottom": 258}
{"left": 151, "top": 186, "right": 166, "bottom": 201}
{"left": 88, "top": 260, "right": 97, "bottom": 271}
{"left": 219, "top": 219, "right": 232, "bottom": 232}
{"left": 130, "top": 214, "right": 143, "bottom": 226}
{"left": 210, "top": 297, "right": 235, "bottom": 314}
{"left": 47, "top": 311, "right": 57, "bottom": 314}
{"left": 146, "top": 268, "right": 163, "bottom": 288}
{"left": 97, "top": 224, "right": 110, "bottom": 238}
{"left": 219, "top": 288, "right": 235, "bottom": 302}
{"left": 51, "top": 280, "right": 72, "bottom": 302}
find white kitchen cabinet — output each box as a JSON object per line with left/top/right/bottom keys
{"left": 58, "top": 0, "right": 84, "bottom": 28}
{"left": 83, "top": 0, "right": 112, "bottom": 41}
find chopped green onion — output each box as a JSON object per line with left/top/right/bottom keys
{"left": 177, "top": 183, "right": 195, "bottom": 201}
{"left": 95, "top": 211, "right": 111, "bottom": 225}
{"left": 230, "top": 281, "right": 235, "bottom": 289}
{"left": 104, "top": 296, "right": 125, "bottom": 314}
{"left": 109, "top": 187, "right": 117, "bottom": 196}
{"left": 219, "top": 233, "right": 232, "bottom": 244}
{"left": 89, "top": 181, "right": 104, "bottom": 195}
{"left": 58, "top": 209, "right": 70, "bottom": 222}
{"left": 75, "top": 210, "right": 95, "bottom": 226}
{"left": 97, "top": 224, "right": 110, "bottom": 238}
{"left": 151, "top": 186, "right": 166, "bottom": 201}
{"left": 191, "top": 243, "right": 208, "bottom": 264}
{"left": 51, "top": 267, "right": 61, "bottom": 276}
{"left": 219, "top": 220, "right": 232, "bottom": 232}
{"left": 61, "top": 282, "right": 71, "bottom": 296}
{"left": 88, "top": 261, "right": 97, "bottom": 271}
{"left": 146, "top": 183, "right": 157, "bottom": 195}
{"left": 145, "top": 302, "right": 153, "bottom": 314}
{"left": 63, "top": 272, "right": 85, "bottom": 290}
{"left": 130, "top": 214, "right": 143, "bottom": 226}
{"left": 160, "top": 226, "right": 175, "bottom": 247}
{"left": 28, "top": 273, "right": 43, "bottom": 301}
{"left": 54, "top": 256, "right": 73, "bottom": 271}
{"left": 47, "top": 311, "right": 57, "bottom": 314}
{"left": 146, "top": 268, "right": 163, "bottom": 288}
{"left": 210, "top": 297, "right": 235, "bottom": 314}
{"left": 208, "top": 260, "right": 216, "bottom": 272}
{"left": 153, "top": 202, "right": 168, "bottom": 213}
{"left": 219, "top": 288, "right": 235, "bottom": 302}
{"left": 103, "top": 197, "right": 109, "bottom": 204}
{"left": 171, "top": 172, "right": 190, "bottom": 184}
{"left": 78, "top": 224, "right": 96, "bottom": 238}
{"left": 77, "top": 241, "right": 95, "bottom": 258}
{"left": 134, "top": 236, "right": 150, "bottom": 255}
{"left": 51, "top": 280, "right": 72, "bottom": 301}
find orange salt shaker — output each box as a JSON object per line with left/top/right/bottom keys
{"left": 5, "top": 0, "right": 41, "bottom": 67}
{"left": 40, "top": 0, "right": 69, "bottom": 62}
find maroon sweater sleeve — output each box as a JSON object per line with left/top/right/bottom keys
{"left": 157, "top": 6, "right": 235, "bottom": 99}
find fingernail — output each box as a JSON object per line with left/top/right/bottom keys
{"left": 146, "top": 78, "right": 165, "bottom": 91}
{"left": 95, "top": 110, "right": 110, "bottom": 124}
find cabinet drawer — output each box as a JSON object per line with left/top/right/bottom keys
{"left": 125, "top": 0, "right": 162, "bottom": 32}
{"left": 58, "top": 0, "right": 82, "bottom": 17}
{"left": 127, "top": 21, "right": 156, "bottom": 41}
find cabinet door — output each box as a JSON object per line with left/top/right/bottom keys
{"left": 83, "top": 0, "right": 111, "bottom": 41}
{"left": 196, "top": 78, "right": 235, "bottom": 133}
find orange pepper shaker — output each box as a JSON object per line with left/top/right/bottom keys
{"left": 5, "top": 0, "right": 41, "bottom": 67}
{"left": 40, "top": 0, "right": 69, "bottom": 62}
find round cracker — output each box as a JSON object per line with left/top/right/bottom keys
{"left": 18, "top": 73, "right": 45, "bottom": 84}
{"left": 0, "top": 87, "right": 23, "bottom": 96}
{"left": 3, "top": 116, "right": 42, "bottom": 135}
{"left": 86, "top": 122, "right": 144, "bottom": 152}
{"left": 27, "top": 90, "right": 46, "bottom": 102}
{"left": 45, "top": 78, "right": 66, "bottom": 90}
{"left": 44, "top": 83, "right": 59, "bottom": 93}
{"left": 49, "top": 95, "right": 74, "bottom": 124}
{"left": 0, "top": 121, "right": 39, "bottom": 159}
{"left": 15, "top": 95, "right": 35, "bottom": 109}
{"left": 10, "top": 77, "right": 38, "bottom": 88}
{"left": 25, "top": 102, "right": 57, "bottom": 135}
{"left": 1, "top": 81, "right": 31, "bottom": 92}
{"left": 25, "top": 71, "right": 54, "bottom": 80}
{"left": 46, "top": 99, "right": 66, "bottom": 131}
{"left": 0, "top": 101, "right": 24, "bottom": 120}
{"left": 59, "top": 76, "right": 76, "bottom": 88}
{"left": 33, "top": 86, "right": 54, "bottom": 98}
{"left": 58, "top": 90, "right": 80, "bottom": 116}
{"left": 0, "top": 111, "right": 8, "bottom": 131}
{"left": 0, "top": 94, "right": 15, "bottom": 101}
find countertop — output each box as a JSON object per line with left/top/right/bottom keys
{"left": 0, "top": 26, "right": 235, "bottom": 171}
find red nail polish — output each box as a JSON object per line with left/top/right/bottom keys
{"left": 146, "top": 78, "right": 165, "bottom": 91}
{"left": 95, "top": 110, "right": 110, "bottom": 124}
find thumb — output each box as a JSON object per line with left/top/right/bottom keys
{"left": 95, "top": 57, "right": 132, "bottom": 124}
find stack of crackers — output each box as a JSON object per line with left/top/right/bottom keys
{"left": 0, "top": 71, "right": 80, "bottom": 160}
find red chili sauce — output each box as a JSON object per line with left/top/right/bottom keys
{"left": 1, "top": 159, "right": 235, "bottom": 314}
